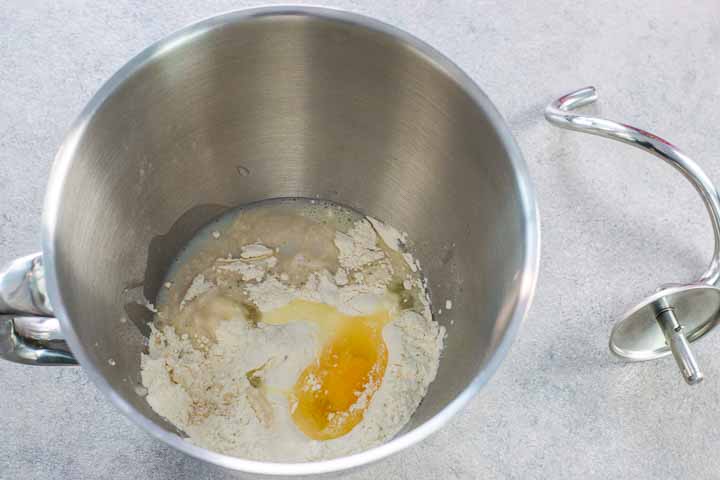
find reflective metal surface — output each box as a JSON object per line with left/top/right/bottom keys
{"left": 0, "top": 316, "right": 76, "bottom": 365}
{"left": 653, "top": 297, "right": 704, "bottom": 385}
{"left": 0, "top": 253, "right": 53, "bottom": 316}
{"left": 0, "top": 7, "right": 539, "bottom": 476}
{"left": 0, "top": 252, "right": 76, "bottom": 365}
{"left": 612, "top": 286, "right": 720, "bottom": 379}
{"left": 546, "top": 86, "right": 720, "bottom": 384}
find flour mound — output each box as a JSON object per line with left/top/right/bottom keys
{"left": 141, "top": 212, "right": 445, "bottom": 461}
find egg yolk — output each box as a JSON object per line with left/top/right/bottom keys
{"left": 263, "top": 300, "right": 390, "bottom": 440}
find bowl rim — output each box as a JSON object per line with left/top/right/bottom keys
{"left": 41, "top": 5, "right": 540, "bottom": 476}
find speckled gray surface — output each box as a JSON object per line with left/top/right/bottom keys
{"left": 2, "top": 1, "right": 720, "bottom": 479}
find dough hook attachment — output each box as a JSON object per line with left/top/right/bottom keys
{"left": 545, "top": 86, "right": 720, "bottom": 385}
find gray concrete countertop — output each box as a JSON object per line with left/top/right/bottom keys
{"left": 2, "top": 1, "right": 720, "bottom": 478}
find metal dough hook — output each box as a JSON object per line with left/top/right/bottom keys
{"left": 546, "top": 86, "right": 720, "bottom": 385}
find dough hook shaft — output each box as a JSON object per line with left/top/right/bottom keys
{"left": 652, "top": 298, "right": 703, "bottom": 384}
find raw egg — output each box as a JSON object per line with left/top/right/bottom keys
{"left": 263, "top": 299, "right": 390, "bottom": 440}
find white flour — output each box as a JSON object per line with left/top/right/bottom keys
{"left": 141, "top": 210, "right": 444, "bottom": 461}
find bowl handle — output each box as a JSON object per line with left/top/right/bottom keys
{"left": 0, "top": 253, "right": 77, "bottom": 365}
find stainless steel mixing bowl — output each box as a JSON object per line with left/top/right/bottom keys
{"left": 0, "top": 6, "right": 539, "bottom": 476}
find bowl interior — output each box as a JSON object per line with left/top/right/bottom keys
{"left": 47, "top": 8, "right": 534, "bottom": 466}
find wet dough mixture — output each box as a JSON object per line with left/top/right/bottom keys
{"left": 140, "top": 200, "right": 445, "bottom": 461}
